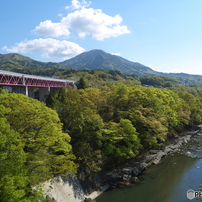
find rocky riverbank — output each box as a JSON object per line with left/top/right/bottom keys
{"left": 106, "top": 127, "right": 201, "bottom": 188}
{"left": 42, "top": 127, "right": 201, "bottom": 202}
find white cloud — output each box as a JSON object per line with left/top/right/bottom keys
{"left": 146, "top": 65, "right": 154, "bottom": 69}
{"left": 57, "top": 13, "right": 63, "bottom": 18}
{"left": 33, "top": 20, "right": 70, "bottom": 37}
{"left": 65, "top": 0, "right": 91, "bottom": 10}
{"left": 183, "top": 63, "right": 202, "bottom": 75}
{"left": 32, "top": 1, "right": 131, "bottom": 40}
{"left": 2, "top": 46, "right": 8, "bottom": 50}
{"left": 3, "top": 0, "right": 130, "bottom": 61}
{"left": 62, "top": 8, "right": 130, "bottom": 40}
{"left": 3, "top": 38, "right": 85, "bottom": 60}
{"left": 111, "top": 53, "right": 121, "bottom": 56}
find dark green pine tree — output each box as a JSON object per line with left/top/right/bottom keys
{"left": 78, "top": 77, "right": 87, "bottom": 89}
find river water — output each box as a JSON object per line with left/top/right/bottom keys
{"left": 97, "top": 133, "right": 202, "bottom": 202}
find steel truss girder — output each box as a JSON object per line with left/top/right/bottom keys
{"left": 0, "top": 73, "right": 71, "bottom": 87}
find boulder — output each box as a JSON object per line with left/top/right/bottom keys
{"left": 132, "top": 166, "right": 142, "bottom": 176}
{"left": 110, "top": 172, "right": 122, "bottom": 180}
{"left": 122, "top": 174, "right": 130, "bottom": 181}
{"left": 122, "top": 168, "right": 134, "bottom": 174}
{"left": 108, "top": 172, "right": 123, "bottom": 187}
{"left": 131, "top": 177, "right": 139, "bottom": 183}
{"left": 153, "top": 151, "right": 166, "bottom": 165}
{"left": 132, "top": 163, "right": 148, "bottom": 176}
{"left": 140, "top": 162, "right": 148, "bottom": 170}
{"left": 164, "top": 147, "right": 173, "bottom": 154}
{"left": 84, "top": 198, "right": 93, "bottom": 202}
{"left": 169, "top": 144, "right": 179, "bottom": 150}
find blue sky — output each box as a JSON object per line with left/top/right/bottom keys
{"left": 1, "top": 0, "right": 202, "bottom": 75}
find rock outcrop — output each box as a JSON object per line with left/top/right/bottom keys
{"left": 42, "top": 128, "right": 200, "bottom": 201}
{"left": 107, "top": 128, "right": 200, "bottom": 188}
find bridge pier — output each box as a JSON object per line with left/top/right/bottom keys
{"left": 50, "top": 87, "right": 61, "bottom": 94}
{"left": 12, "top": 86, "right": 36, "bottom": 99}
{"left": 38, "top": 87, "right": 50, "bottom": 101}
{"left": 12, "top": 86, "right": 29, "bottom": 96}
{"left": 11, "top": 86, "right": 62, "bottom": 101}
{"left": 5, "top": 85, "right": 75, "bottom": 101}
{"left": 12, "top": 86, "right": 50, "bottom": 101}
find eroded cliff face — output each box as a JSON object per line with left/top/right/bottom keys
{"left": 42, "top": 171, "right": 109, "bottom": 202}
{"left": 43, "top": 175, "right": 85, "bottom": 202}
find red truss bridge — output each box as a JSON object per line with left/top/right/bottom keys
{"left": 0, "top": 70, "right": 75, "bottom": 87}
{"left": 0, "top": 70, "right": 76, "bottom": 100}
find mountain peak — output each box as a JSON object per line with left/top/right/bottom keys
{"left": 61, "top": 49, "right": 158, "bottom": 76}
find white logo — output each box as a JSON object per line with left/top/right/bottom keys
{"left": 187, "top": 189, "right": 195, "bottom": 200}
{"left": 187, "top": 189, "right": 202, "bottom": 200}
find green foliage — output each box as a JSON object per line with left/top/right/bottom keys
{"left": 0, "top": 93, "right": 76, "bottom": 184}
{"left": 73, "top": 142, "right": 103, "bottom": 172}
{"left": 199, "top": 185, "right": 202, "bottom": 200}
{"left": 46, "top": 83, "right": 202, "bottom": 169}
{"left": 28, "top": 186, "right": 49, "bottom": 202}
{"left": 4, "top": 66, "right": 141, "bottom": 88}
{"left": 178, "top": 91, "right": 202, "bottom": 125}
{"left": 171, "top": 85, "right": 202, "bottom": 97}
{"left": 0, "top": 88, "right": 8, "bottom": 94}
{"left": 0, "top": 93, "right": 77, "bottom": 201}
{"left": 49, "top": 87, "right": 104, "bottom": 171}
{"left": 60, "top": 49, "right": 156, "bottom": 76}
{"left": 2, "top": 51, "right": 202, "bottom": 86}
{"left": 140, "top": 76, "right": 181, "bottom": 87}
{"left": 77, "top": 77, "right": 88, "bottom": 89}
{"left": 0, "top": 53, "right": 67, "bottom": 70}
{"left": 3, "top": 76, "right": 202, "bottom": 199}
{"left": 0, "top": 105, "right": 28, "bottom": 202}
{"left": 102, "top": 119, "right": 141, "bottom": 162}
{"left": 165, "top": 72, "right": 202, "bottom": 86}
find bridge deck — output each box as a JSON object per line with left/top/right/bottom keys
{"left": 0, "top": 70, "right": 75, "bottom": 87}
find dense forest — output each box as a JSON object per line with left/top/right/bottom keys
{"left": 0, "top": 91, "right": 77, "bottom": 202}
{"left": 45, "top": 84, "right": 202, "bottom": 170}
{"left": 1, "top": 66, "right": 184, "bottom": 88}
{"left": 1, "top": 70, "right": 202, "bottom": 201}
{"left": 2, "top": 66, "right": 141, "bottom": 88}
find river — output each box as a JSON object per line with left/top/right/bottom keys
{"left": 96, "top": 133, "right": 202, "bottom": 202}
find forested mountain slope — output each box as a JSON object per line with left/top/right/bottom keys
{"left": 61, "top": 49, "right": 158, "bottom": 76}
{"left": 1, "top": 50, "right": 202, "bottom": 85}
{"left": 0, "top": 53, "right": 67, "bottom": 69}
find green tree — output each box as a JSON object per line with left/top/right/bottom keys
{"left": 162, "top": 81, "right": 173, "bottom": 87}
{"left": 0, "top": 88, "right": 8, "bottom": 94}
{"left": 78, "top": 77, "right": 88, "bottom": 89}
{"left": 52, "top": 87, "right": 104, "bottom": 171}
{"left": 178, "top": 91, "right": 202, "bottom": 125}
{"left": 0, "top": 93, "right": 76, "bottom": 186}
{"left": 102, "top": 119, "right": 141, "bottom": 163}
{"left": 45, "top": 83, "right": 202, "bottom": 169}
{"left": 0, "top": 105, "right": 28, "bottom": 202}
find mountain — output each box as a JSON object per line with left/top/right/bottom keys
{"left": 0, "top": 53, "right": 67, "bottom": 70}
{"left": 61, "top": 49, "right": 160, "bottom": 77}
{"left": 2, "top": 50, "right": 202, "bottom": 86}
